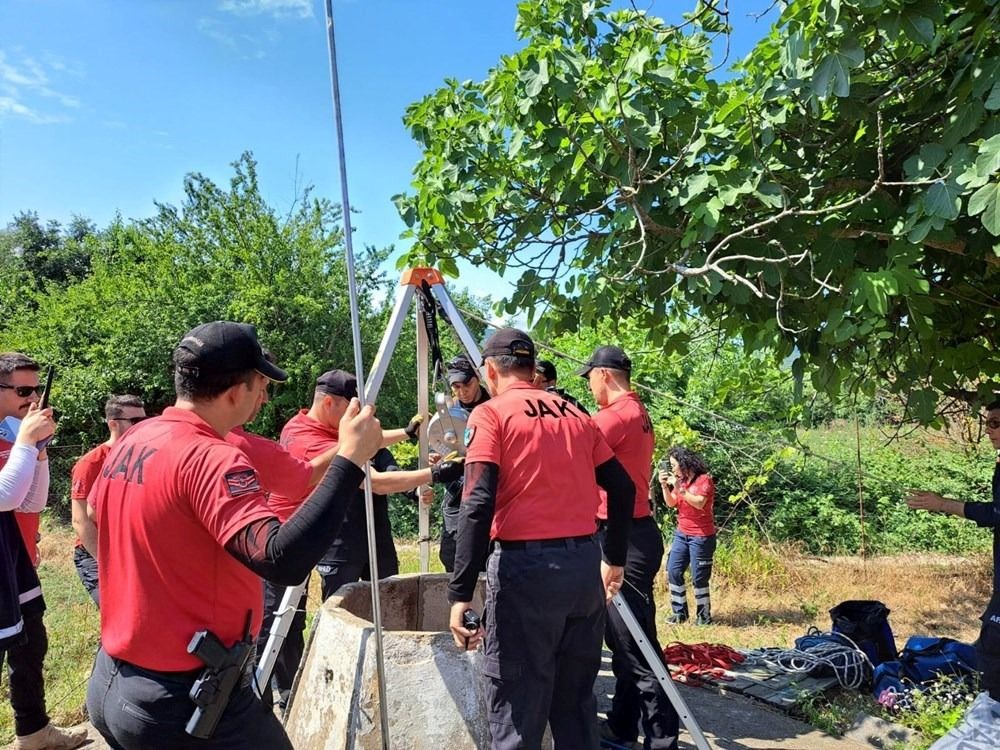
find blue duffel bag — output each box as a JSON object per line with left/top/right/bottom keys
{"left": 872, "top": 636, "right": 978, "bottom": 701}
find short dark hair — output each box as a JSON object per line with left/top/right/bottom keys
{"left": 105, "top": 394, "right": 145, "bottom": 420}
{"left": 175, "top": 366, "right": 257, "bottom": 402}
{"left": 668, "top": 446, "right": 709, "bottom": 479}
{"left": 489, "top": 354, "right": 535, "bottom": 379}
{"left": 0, "top": 352, "right": 39, "bottom": 382}
{"left": 986, "top": 400, "right": 1000, "bottom": 412}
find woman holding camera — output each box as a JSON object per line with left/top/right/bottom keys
{"left": 660, "top": 446, "right": 717, "bottom": 625}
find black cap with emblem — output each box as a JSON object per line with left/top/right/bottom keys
{"left": 480, "top": 328, "right": 536, "bottom": 364}
{"left": 576, "top": 345, "right": 632, "bottom": 378}
{"left": 446, "top": 355, "right": 478, "bottom": 386}
{"left": 535, "top": 359, "right": 557, "bottom": 382}
{"left": 174, "top": 321, "right": 287, "bottom": 382}
{"left": 315, "top": 369, "right": 358, "bottom": 399}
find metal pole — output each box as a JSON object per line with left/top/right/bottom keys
{"left": 610, "top": 594, "right": 713, "bottom": 749}
{"left": 415, "top": 300, "right": 430, "bottom": 572}
{"left": 322, "top": 3, "right": 390, "bottom": 747}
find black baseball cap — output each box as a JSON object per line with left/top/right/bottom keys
{"left": 577, "top": 345, "right": 631, "bottom": 378}
{"left": 174, "top": 321, "right": 287, "bottom": 382}
{"left": 316, "top": 369, "right": 358, "bottom": 399}
{"left": 480, "top": 328, "right": 535, "bottom": 363}
{"left": 446, "top": 356, "right": 478, "bottom": 386}
{"left": 535, "top": 359, "right": 557, "bottom": 381}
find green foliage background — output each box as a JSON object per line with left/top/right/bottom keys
{"left": 1, "top": 154, "right": 993, "bottom": 557}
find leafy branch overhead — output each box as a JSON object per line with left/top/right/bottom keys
{"left": 396, "top": 0, "right": 1000, "bottom": 421}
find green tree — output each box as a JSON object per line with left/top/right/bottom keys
{"left": 397, "top": 0, "right": 1000, "bottom": 423}
{"left": 0, "top": 154, "right": 402, "bottom": 449}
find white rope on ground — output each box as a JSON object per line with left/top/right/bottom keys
{"left": 739, "top": 628, "right": 873, "bottom": 691}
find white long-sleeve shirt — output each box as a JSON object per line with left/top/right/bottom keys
{"left": 0, "top": 443, "right": 49, "bottom": 512}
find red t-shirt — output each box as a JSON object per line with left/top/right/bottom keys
{"left": 14, "top": 512, "right": 39, "bottom": 568}
{"left": 87, "top": 407, "right": 274, "bottom": 671}
{"left": 464, "top": 381, "right": 614, "bottom": 541}
{"left": 675, "top": 473, "right": 716, "bottom": 536}
{"left": 2, "top": 438, "right": 41, "bottom": 567}
{"left": 71, "top": 442, "right": 111, "bottom": 547}
{"left": 226, "top": 427, "right": 313, "bottom": 503}
{"left": 268, "top": 410, "right": 339, "bottom": 522}
{"left": 592, "top": 392, "right": 654, "bottom": 520}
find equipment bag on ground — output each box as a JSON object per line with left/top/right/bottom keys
{"left": 829, "top": 600, "right": 897, "bottom": 667}
{"left": 872, "top": 636, "right": 978, "bottom": 701}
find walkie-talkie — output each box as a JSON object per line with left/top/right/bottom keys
{"left": 462, "top": 608, "right": 481, "bottom": 650}
{"left": 36, "top": 366, "right": 55, "bottom": 449}
{"left": 39, "top": 366, "right": 54, "bottom": 409}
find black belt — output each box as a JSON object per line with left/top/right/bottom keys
{"left": 114, "top": 655, "right": 255, "bottom": 690}
{"left": 495, "top": 534, "right": 594, "bottom": 550}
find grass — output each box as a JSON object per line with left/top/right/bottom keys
{"left": 2, "top": 521, "right": 992, "bottom": 745}
{"left": 0, "top": 521, "right": 99, "bottom": 744}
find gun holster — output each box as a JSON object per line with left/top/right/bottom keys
{"left": 184, "top": 629, "right": 255, "bottom": 739}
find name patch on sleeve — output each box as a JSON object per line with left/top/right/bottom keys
{"left": 224, "top": 469, "right": 262, "bottom": 498}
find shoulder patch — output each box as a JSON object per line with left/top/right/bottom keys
{"left": 224, "top": 468, "right": 262, "bottom": 498}
{"left": 464, "top": 426, "right": 477, "bottom": 447}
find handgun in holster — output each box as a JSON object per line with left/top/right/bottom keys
{"left": 185, "top": 621, "right": 255, "bottom": 739}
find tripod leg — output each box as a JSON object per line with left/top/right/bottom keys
{"left": 610, "top": 593, "right": 713, "bottom": 750}
{"left": 254, "top": 579, "right": 309, "bottom": 700}
{"left": 365, "top": 283, "right": 417, "bottom": 403}
{"left": 429, "top": 283, "right": 484, "bottom": 376}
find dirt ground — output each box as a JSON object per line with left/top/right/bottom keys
{"left": 662, "top": 552, "right": 993, "bottom": 651}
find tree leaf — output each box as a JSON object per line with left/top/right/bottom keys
{"left": 968, "top": 182, "right": 1000, "bottom": 235}
{"left": 901, "top": 12, "right": 935, "bottom": 45}
{"left": 812, "top": 41, "right": 864, "bottom": 99}
{"left": 923, "top": 179, "right": 962, "bottom": 220}
{"left": 986, "top": 80, "right": 1000, "bottom": 111}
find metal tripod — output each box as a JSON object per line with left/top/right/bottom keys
{"left": 610, "top": 594, "right": 713, "bottom": 750}
{"left": 254, "top": 267, "right": 485, "bottom": 701}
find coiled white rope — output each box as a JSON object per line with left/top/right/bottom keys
{"left": 740, "top": 627, "right": 874, "bottom": 691}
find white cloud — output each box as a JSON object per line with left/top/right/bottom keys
{"left": 0, "top": 95, "right": 65, "bottom": 124}
{"left": 197, "top": 17, "right": 273, "bottom": 60}
{"left": 218, "top": 0, "right": 313, "bottom": 19}
{"left": 197, "top": 17, "right": 239, "bottom": 50}
{"left": 0, "top": 49, "right": 79, "bottom": 123}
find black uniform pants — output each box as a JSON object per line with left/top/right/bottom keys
{"left": 0, "top": 610, "right": 49, "bottom": 736}
{"left": 257, "top": 581, "right": 307, "bottom": 708}
{"left": 979, "top": 599, "right": 1000, "bottom": 701}
{"left": 73, "top": 545, "right": 100, "bottom": 607}
{"left": 599, "top": 517, "right": 679, "bottom": 750}
{"left": 87, "top": 647, "right": 291, "bottom": 750}
{"left": 483, "top": 537, "right": 605, "bottom": 750}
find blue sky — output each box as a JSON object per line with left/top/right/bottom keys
{"left": 0, "top": 0, "right": 777, "bottom": 299}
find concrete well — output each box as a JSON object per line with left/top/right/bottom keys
{"left": 284, "top": 573, "right": 492, "bottom": 750}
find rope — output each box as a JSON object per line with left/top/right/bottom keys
{"left": 739, "top": 627, "right": 873, "bottom": 690}
{"left": 662, "top": 642, "right": 745, "bottom": 687}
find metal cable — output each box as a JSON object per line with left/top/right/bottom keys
{"left": 322, "top": 2, "right": 390, "bottom": 746}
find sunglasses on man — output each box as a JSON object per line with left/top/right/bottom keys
{"left": 985, "top": 418, "right": 1000, "bottom": 430}
{"left": 0, "top": 384, "right": 44, "bottom": 398}
{"left": 114, "top": 416, "right": 148, "bottom": 425}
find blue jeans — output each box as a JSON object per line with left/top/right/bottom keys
{"left": 666, "top": 531, "right": 716, "bottom": 621}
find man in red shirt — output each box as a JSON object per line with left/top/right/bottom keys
{"left": 1, "top": 352, "right": 87, "bottom": 750}
{"left": 84, "top": 321, "right": 382, "bottom": 749}
{"left": 261, "top": 369, "right": 461, "bottom": 707}
{"left": 70, "top": 394, "right": 146, "bottom": 606}
{"left": 582, "top": 344, "right": 679, "bottom": 750}
{"left": 447, "top": 328, "right": 636, "bottom": 750}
